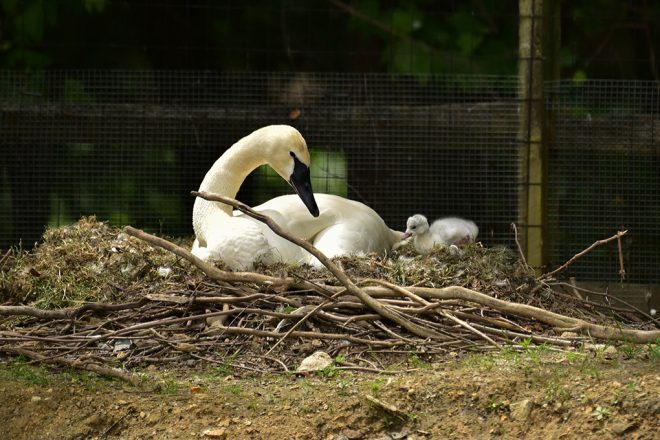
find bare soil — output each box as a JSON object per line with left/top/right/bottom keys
{"left": 1, "top": 351, "right": 658, "bottom": 440}
{"left": 1, "top": 219, "right": 658, "bottom": 439}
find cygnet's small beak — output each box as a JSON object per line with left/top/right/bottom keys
{"left": 401, "top": 231, "right": 413, "bottom": 240}
{"left": 289, "top": 156, "right": 320, "bottom": 217}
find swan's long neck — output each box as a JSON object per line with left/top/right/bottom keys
{"left": 198, "top": 135, "right": 268, "bottom": 216}
{"left": 193, "top": 133, "right": 269, "bottom": 244}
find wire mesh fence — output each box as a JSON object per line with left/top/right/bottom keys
{"left": 0, "top": 70, "right": 520, "bottom": 249}
{"left": 2, "top": 71, "right": 660, "bottom": 284}
{"left": 546, "top": 79, "right": 660, "bottom": 283}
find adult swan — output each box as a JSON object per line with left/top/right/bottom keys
{"left": 192, "top": 125, "right": 402, "bottom": 270}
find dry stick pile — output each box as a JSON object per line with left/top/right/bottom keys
{"left": 0, "top": 191, "right": 658, "bottom": 385}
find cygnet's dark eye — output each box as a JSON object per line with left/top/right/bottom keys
{"left": 411, "top": 226, "right": 416, "bottom": 230}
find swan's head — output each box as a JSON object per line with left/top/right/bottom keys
{"left": 402, "top": 214, "right": 430, "bottom": 239}
{"left": 263, "top": 125, "right": 319, "bottom": 217}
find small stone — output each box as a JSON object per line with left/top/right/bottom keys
{"left": 203, "top": 427, "right": 227, "bottom": 438}
{"left": 584, "top": 343, "right": 606, "bottom": 352}
{"left": 510, "top": 399, "right": 533, "bottom": 421}
{"left": 603, "top": 346, "right": 618, "bottom": 359}
{"left": 297, "top": 351, "right": 333, "bottom": 373}
{"left": 113, "top": 339, "right": 133, "bottom": 352}
{"left": 31, "top": 396, "right": 42, "bottom": 402}
{"left": 174, "top": 342, "right": 198, "bottom": 353}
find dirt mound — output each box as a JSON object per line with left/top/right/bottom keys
{"left": 1, "top": 351, "right": 658, "bottom": 439}
{"left": 0, "top": 218, "right": 658, "bottom": 439}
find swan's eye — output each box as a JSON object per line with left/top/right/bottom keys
{"left": 289, "top": 151, "right": 296, "bottom": 158}
{"left": 411, "top": 226, "right": 416, "bottom": 230}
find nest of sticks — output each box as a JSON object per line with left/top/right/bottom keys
{"left": 0, "top": 192, "right": 658, "bottom": 385}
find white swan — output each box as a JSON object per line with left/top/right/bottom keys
{"left": 401, "top": 214, "right": 479, "bottom": 255}
{"left": 192, "top": 125, "right": 402, "bottom": 270}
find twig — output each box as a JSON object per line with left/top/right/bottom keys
{"left": 467, "top": 322, "right": 576, "bottom": 346}
{"left": 191, "top": 191, "right": 446, "bottom": 341}
{"left": 365, "top": 394, "right": 408, "bottom": 421}
{"left": 265, "top": 292, "right": 340, "bottom": 356}
{"left": 511, "top": 223, "right": 528, "bottom": 267}
{"left": 366, "top": 279, "right": 501, "bottom": 348}
{"left": 124, "top": 226, "right": 300, "bottom": 291}
{"left": 567, "top": 277, "right": 584, "bottom": 300}
{"left": 204, "top": 325, "right": 403, "bottom": 347}
{"left": 0, "top": 346, "right": 142, "bottom": 386}
{"left": 541, "top": 230, "right": 628, "bottom": 279}
{"left": 339, "top": 284, "right": 660, "bottom": 343}
{"left": 0, "top": 249, "right": 11, "bottom": 268}
{"left": 0, "top": 298, "right": 150, "bottom": 321}
{"left": 336, "top": 366, "right": 411, "bottom": 375}
{"left": 548, "top": 281, "right": 658, "bottom": 324}
{"left": 257, "top": 355, "right": 289, "bottom": 372}
{"left": 189, "top": 353, "right": 266, "bottom": 373}
{"left": 617, "top": 232, "right": 626, "bottom": 281}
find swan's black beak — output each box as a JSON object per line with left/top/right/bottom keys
{"left": 289, "top": 155, "right": 320, "bottom": 217}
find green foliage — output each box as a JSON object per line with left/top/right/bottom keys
{"left": 367, "top": 378, "right": 384, "bottom": 397}
{"left": 160, "top": 378, "right": 179, "bottom": 395}
{"left": 2, "top": 356, "right": 50, "bottom": 386}
{"left": 649, "top": 339, "right": 660, "bottom": 360}
{"left": 408, "top": 352, "right": 430, "bottom": 369}
{"left": 591, "top": 405, "right": 612, "bottom": 421}
{"left": 221, "top": 384, "right": 243, "bottom": 396}
{"left": 0, "top": 0, "right": 658, "bottom": 79}
{"left": 83, "top": 0, "right": 109, "bottom": 14}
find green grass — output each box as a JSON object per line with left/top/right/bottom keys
{"left": 221, "top": 384, "right": 243, "bottom": 396}
{"left": 160, "top": 378, "right": 180, "bottom": 395}
{"left": 1, "top": 357, "right": 51, "bottom": 386}
{"left": 648, "top": 339, "right": 660, "bottom": 360}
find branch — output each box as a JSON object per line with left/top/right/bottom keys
{"left": 0, "top": 298, "right": 149, "bottom": 320}
{"left": 191, "top": 190, "right": 446, "bottom": 341}
{"left": 541, "top": 230, "right": 628, "bottom": 279}
{"left": 124, "top": 226, "right": 299, "bottom": 290}
{"left": 0, "top": 346, "right": 142, "bottom": 386}
{"left": 511, "top": 223, "right": 528, "bottom": 268}
{"left": 366, "top": 279, "right": 501, "bottom": 348}
{"left": 351, "top": 285, "right": 660, "bottom": 344}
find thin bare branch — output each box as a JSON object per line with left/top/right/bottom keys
{"left": 541, "top": 230, "right": 628, "bottom": 279}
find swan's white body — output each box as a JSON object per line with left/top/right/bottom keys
{"left": 403, "top": 214, "right": 478, "bottom": 255}
{"left": 192, "top": 125, "right": 401, "bottom": 270}
{"left": 246, "top": 194, "right": 401, "bottom": 266}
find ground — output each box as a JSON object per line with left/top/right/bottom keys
{"left": 1, "top": 219, "right": 659, "bottom": 439}
{"left": 1, "top": 349, "right": 658, "bottom": 440}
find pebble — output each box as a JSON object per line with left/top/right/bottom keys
{"left": 297, "top": 351, "right": 333, "bottom": 373}
{"left": 202, "top": 427, "right": 226, "bottom": 439}
{"left": 510, "top": 399, "right": 533, "bottom": 421}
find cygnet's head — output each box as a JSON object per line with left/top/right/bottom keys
{"left": 258, "top": 125, "right": 319, "bottom": 217}
{"left": 402, "top": 214, "right": 430, "bottom": 239}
